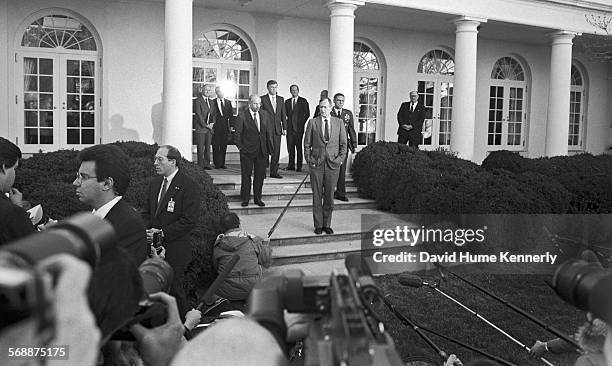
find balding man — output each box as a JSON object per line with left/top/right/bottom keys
{"left": 234, "top": 95, "right": 274, "bottom": 207}
{"left": 397, "top": 91, "right": 427, "bottom": 149}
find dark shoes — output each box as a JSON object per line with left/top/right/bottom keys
{"left": 296, "top": 168, "right": 302, "bottom": 172}
{"left": 334, "top": 193, "right": 348, "bottom": 201}
{"left": 254, "top": 200, "right": 265, "bottom": 207}
{"left": 220, "top": 165, "right": 227, "bottom": 169}
{"left": 203, "top": 166, "right": 212, "bottom": 170}
{"left": 241, "top": 201, "right": 248, "bottom": 207}
{"left": 314, "top": 228, "right": 323, "bottom": 235}
{"left": 270, "top": 174, "right": 283, "bottom": 179}
{"left": 286, "top": 166, "right": 295, "bottom": 171}
{"left": 323, "top": 227, "right": 334, "bottom": 235}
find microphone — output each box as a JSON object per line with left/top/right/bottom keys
{"left": 398, "top": 273, "right": 438, "bottom": 288}
{"left": 344, "top": 253, "right": 379, "bottom": 299}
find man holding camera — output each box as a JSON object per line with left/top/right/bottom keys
{"left": 142, "top": 145, "right": 199, "bottom": 318}
{"left": 0, "top": 137, "right": 35, "bottom": 246}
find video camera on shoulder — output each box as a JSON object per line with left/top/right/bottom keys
{"left": 247, "top": 254, "right": 403, "bottom": 366}
{"left": 0, "top": 213, "right": 115, "bottom": 341}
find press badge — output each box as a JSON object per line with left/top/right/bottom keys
{"left": 167, "top": 198, "right": 175, "bottom": 213}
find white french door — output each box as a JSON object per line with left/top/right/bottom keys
{"left": 192, "top": 61, "right": 253, "bottom": 116}
{"left": 487, "top": 82, "right": 527, "bottom": 150}
{"left": 353, "top": 70, "right": 381, "bottom": 149}
{"left": 17, "top": 52, "right": 99, "bottom": 153}
{"left": 417, "top": 77, "right": 453, "bottom": 150}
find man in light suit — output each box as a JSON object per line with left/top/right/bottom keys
{"left": 331, "top": 93, "right": 357, "bottom": 202}
{"left": 142, "top": 145, "right": 199, "bottom": 318}
{"left": 260, "top": 80, "right": 286, "bottom": 178}
{"left": 212, "top": 85, "right": 234, "bottom": 169}
{"left": 234, "top": 95, "right": 274, "bottom": 207}
{"left": 304, "top": 98, "right": 347, "bottom": 235}
{"left": 194, "top": 85, "right": 214, "bottom": 169}
{"left": 397, "top": 91, "right": 427, "bottom": 149}
{"left": 284, "top": 84, "right": 310, "bottom": 172}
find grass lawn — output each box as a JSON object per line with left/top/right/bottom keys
{"left": 373, "top": 267, "right": 585, "bottom": 365}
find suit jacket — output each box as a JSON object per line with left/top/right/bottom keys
{"left": 284, "top": 96, "right": 310, "bottom": 135}
{"left": 212, "top": 98, "right": 234, "bottom": 136}
{"left": 331, "top": 108, "right": 357, "bottom": 153}
{"left": 260, "top": 94, "right": 286, "bottom": 135}
{"left": 0, "top": 195, "right": 35, "bottom": 246}
{"left": 142, "top": 170, "right": 199, "bottom": 267}
{"left": 397, "top": 101, "right": 427, "bottom": 137}
{"left": 194, "top": 95, "right": 213, "bottom": 133}
{"left": 234, "top": 109, "right": 274, "bottom": 158}
{"left": 304, "top": 116, "right": 347, "bottom": 170}
{"left": 105, "top": 198, "right": 148, "bottom": 265}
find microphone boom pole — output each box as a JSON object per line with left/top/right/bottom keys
{"left": 434, "top": 263, "right": 581, "bottom": 351}
{"left": 267, "top": 172, "right": 309, "bottom": 239}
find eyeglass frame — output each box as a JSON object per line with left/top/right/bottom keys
{"left": 74, "top": 171, "right": 98, "bottom": 183}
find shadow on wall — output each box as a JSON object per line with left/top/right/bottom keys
{"left": 151, "top": 97, "right": 163, "bottom": 144}
{"left": 107, "top": 114, "right": 140, "bottom": 142}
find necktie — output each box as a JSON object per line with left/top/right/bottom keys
{"left": 158, "top": 178, "right": 168, "bottom": 205}
{"left": 324, "top": 118, "right": 329, "bottom": 142}
{"left": 218, "top": 99, "right": 223, "bottom": 116}
{"left": 271, "top": 96, "right": 276, "bottom": 113}
{"left": 254, "top": 113, "right": 259, "bottom": 132}
{"left": 205, "top": 98, "right": 210, "bottom": 123}
{"left": 292, "top": 98, "right": 296, "bottom": 109}
{"left": 411, "top": 103, "right": 415, "bottom": 112}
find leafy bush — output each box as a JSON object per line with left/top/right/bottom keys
{"left": 352, "top": 142, "right": 578, "bottom": 214}
{"left": 15, "top": 141, "right": 229, "bottom": 304}
{"left": 481, "top": 150, "right": 529, "bottom": 173}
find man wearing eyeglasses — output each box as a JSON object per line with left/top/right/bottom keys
{"left": 142, "top": 145, "right": 199, "bottom": 318}
{"left": 73, "top": 144, "right": 148, "bottom": 264}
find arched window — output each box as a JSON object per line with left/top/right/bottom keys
{"left": 417, "top": 49, "right": 455, "bottom": 75}
{"left": 17, "top": 13, "right": 100, "bottom": 153}
{"left": 353, "top": 41, "right": 383, "bottom": 147}
{"left": 487, "top": 56, "right": 529, "bottom": 150}
{"left": 192, "top": 28, "right": 255, "bottom": 117}
{"left": 416, "top": 49, "right": 454, "bottom": 149}
{"left": 569, "top": 64, "right": 586, "bottom": 150}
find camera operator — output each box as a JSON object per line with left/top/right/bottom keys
{"left": 0, "top": 137, "right": 35, "bottom": 246}
{"left": 0, "top": 254, "right": 101, "bottom": 366}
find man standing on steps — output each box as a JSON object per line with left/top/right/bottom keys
{"left": 234, "top": 95, "right": 273, "bottom": 207}
{"left": 304, "top": 97, "right": 347, "bottom": 235}
{"left": 212, "top": 85, "right": 233, "bottom": 169}
{"left": 284, "top": 84, "right": 310, "bottom": 172}
{"left": 397, "top": 91, "right": 427, "bottom": 149}
{"left": 260, "top": 80, "right": 286, "bottom": 179}
{"left": 330, "top": 93, "right": 357, "bottom": 202}
{"left": 194, "top": 85, "right": 214, "bottom": 169}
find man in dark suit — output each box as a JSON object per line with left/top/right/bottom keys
{"left": 397, "top": 91, "right": 427, "bottom": 148}
{"left": 74, "top": 144, "right": 148, "bottom": 264}
{"left": 313, "top": 89, "right": 328, "bottom": 118}
{"left": 194, "top": 85, "right": 214, "bottom": 169}
{"left": 260, "top": 80, "right": 286, "bottom": 178}
{"left": 304, "top": 98, "right": 347, "bottom": 235}
{"left": 284, "top": 84, "right": 310, "bottom": 172}
{"left": 331, "top": 93, "right": 357, "bottom": 202}
{"left": 0, "top": 137, "right": 35, "bottom": 246}
{"left": 234, "top": 95, "right": 273, "bottom": 207}
{"left": 142, "top": 145, "right": 199, "bottom": 317}
{"left": 212, "top": 85, "right": 234, "bottom": 169}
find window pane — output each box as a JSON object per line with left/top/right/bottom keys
{"left": 24, "top": 76, "right": 37, "bottom": 92}
{"left": 25, "top": 111, "right": 38, "bottom": 126}
{"left": 67, "top": 112, "right": 80, "bottom": 127}
{"left": 81, "top": 129, "right": 94, "bottom": 144}
{"left": 67, "top": 60, "right": 79, "bottom": 76}
{"left": 25, "top": 93, "right": 38, "bottom": 109}
{"left": 39, "top": 59, "right": 53, "bottom": 75}
{"left": 67, "top": 129, "right": 79, "bottom": 144}
{"left": 39, "top": 94, "right": 53, "bottom": 109}
{"left": 24, "top": 57, "right": 37, "bottom": 74}
{"left": 67, "top": 77, "right": 78, "bottom": 93}
{"left": 81, "top": 95, "right": 94, "bottom": 110}
{"left": 239, "top": 70, "right": 249, "bottom": 84}
{"left": 238, "top": 86, "right": 249, "bottom": 99}
{"left": 40, "top": 111, "right": 53, "bottom": 127}
{"left": 82, "top": 112, "right": 94, "bottom": 127}
{"left": 39, "top": 76, "right": 53, "bottom": 92}
{"left": 81, "top": 61, "right": 95, "bottom": 76}
{"left": 39, "top": 128, "right": 53, "bottom": 144}
{"left": 67, "top": 95, "right": 79, "bottom": 110}
{"left": 25, "top": 128, "right": 38, "bottom": 144}
{"left": 81, "top": 78, "right": 94, "bottom": 94}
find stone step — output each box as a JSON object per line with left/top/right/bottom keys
{"left": 229, "top": 196, "right": 377, "bottom": 215}
{"left": 222, "top": 186, "right": 360, "bottom": 202}
{"left": 270, "top": 240, "right": 362, "bottom": 266}
{"left": 215, "top": 177, "right": 356, "bottom": 191}
{"left": 238, "top": 208, "right": 396, "bottom": 247}
{"left": 265, "top": 259, "right": 347, "bottom": 276}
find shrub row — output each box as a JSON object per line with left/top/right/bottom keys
{"left": 15, "top": 141, "right": 229, "bottom": 305}
{"left": 351, "top": 142, "right": 592, "bottom": 214}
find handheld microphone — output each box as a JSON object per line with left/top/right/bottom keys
{"left": 398, "top": 273, "right": 438, "bottom": 288}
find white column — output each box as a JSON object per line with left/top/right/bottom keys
{"left": 450, "top": 16, "right": 486, "bottom": 161}
{"left": 545, "top": 31, "right": 576, "bottom": 157}
{"left": 162, "top": 0, "right": 193, "bottom": 159}
{"left": 326, "top": 0, "right": 364, "bottom": 112}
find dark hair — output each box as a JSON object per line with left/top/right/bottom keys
{"left": 266, "top": 80, "right": 278, "bottom": 87}
{"left": 0, "top": 137, "right": 22, "bottom": 172}
{"left": 78, "top": 144, "right": 131, "bottom": 196}
{"left": 160, "top": 145, "right": 182, "bottom": 167}
{"left": 319, "top": 97, "right": 332, "bottom": 106}
{"left": 221, "top": 212, "right": 241, "bottom": 232}
{"left": 333, "top": 93, "right": 345, "bottom": 100}
{"left": 289, "top": 84, "right": 299, "bottom": 91}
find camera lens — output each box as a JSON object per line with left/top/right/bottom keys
{"left": 139, "top": 258, "right": 174, "bottom": 295}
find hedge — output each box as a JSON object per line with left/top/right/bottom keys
{"left": 15, "top": 141, "right": 229, "bottom": 305}
{"left": 352, "top": 143, "right": 582, "bottom": 214}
